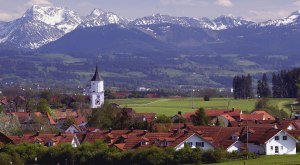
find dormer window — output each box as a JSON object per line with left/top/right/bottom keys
{"left": 283, "top": 136, "right": 287, "bottom": 140}
{"left": 140, "top": 141, "right": 148, "bottom": 146}
{"left": 275, "top": 136, "right": 279, "bottom": 140}
{"left": 47, "top": 141, "right": 54, "bottom": 147}
{"left": 232, "top": 135, "right": 239, "bottom": 141}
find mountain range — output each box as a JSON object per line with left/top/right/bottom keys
{"left": 0, "top": 6, "right": 300, "bottom": 89}
{"left": 0, "top": 5, "right": 299, "bottom": 52}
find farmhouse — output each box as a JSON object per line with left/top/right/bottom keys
{"left": 244, "top": 127, "right": 298, "bottom": 155}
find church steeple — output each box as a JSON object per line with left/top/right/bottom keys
{"left": 91, "top": 65, "right": 103, "bottom": 81}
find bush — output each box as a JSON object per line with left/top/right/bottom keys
{"left": 202, "top": 149, "right": 226, "bottom": 163}
{"left": 204, "top": 95, "right": 210, "bottom": 101}
{"left": 174, "top": 147, "right": 202, "bottom": 164}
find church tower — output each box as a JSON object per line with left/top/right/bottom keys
{"left": 90, "top": 65, "right": 104, "bottom": 108}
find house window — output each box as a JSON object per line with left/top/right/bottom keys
{"left": 196, "top": 142, "right": 204, "bottom": 148}
{"left": 275, "top": 146, "right": 279, "bottom": 153}
{"left": 275, "top": 136, "right": 279, "bottom": 140}
{"left": 185, "top": 142, "right": 193, "bottom": 147}
{"left": 270, "top": 146, "right": 273, "bottom": 150}
{"left": 283, "top": 136, "right": 287, "bottom": 140}
{"left": 47, "top": 141, "right": 54, "bottom": 147}
{"left": 281, "top": 146, "right": 284, "bottom": 150}
{"left": 140, "top": 141, "right": 147, "bottom": 146}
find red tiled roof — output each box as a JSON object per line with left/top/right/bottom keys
{"left": 192, "top": 126, "right": 243, "bottom": 149}
{"left": 114, "top": 143, "right": 125, "bottom": 150}
{"left": 240, "top": 114, "right": 264, "bottom": 121}
{"left": 9, "top": 133, "right": 76, "bottom": 146}
{"left": 46, "top": 112, "right": 56, "bottom": 125}
{"left": 287, "top": 130, "right": 300, "bottom": 138}
{"left": 82, "top": 130, "right": 145, "bottom": 144}
{"left": 252, "top": 111, "right": 275, "bottom": 120}
{"left": 205, "top": 109, "right": 241, "bottom": 117}
{"left": 293, "top": 120, "right": 300, "bottom": 130}
{"left": 220, "top": 114, "right": 236, "bottom": 122}
{"left": 243, "top": 127, "right": 281, "bottom": 144}
{"left": 183, "top": 112, "right": 194, "bottom": 120}
{"left": 135, "top": 113, "right": 157, "bottom": 122}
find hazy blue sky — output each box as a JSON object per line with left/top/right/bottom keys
{"left": 0, "top": 0, "right": 300, "bottom": 22}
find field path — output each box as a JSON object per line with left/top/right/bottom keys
{"left": 143, "top": 99, "right": 171, "bottom": 106}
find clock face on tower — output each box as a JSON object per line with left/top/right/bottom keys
{"left": 95, "top": 95, "right": 101, "bottom": 105}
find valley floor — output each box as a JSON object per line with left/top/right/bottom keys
{"left": 109, "top": 98, "right": 295, "bottom": 116}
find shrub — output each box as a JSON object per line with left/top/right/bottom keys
{"left": 204, "top": 95, "right": 210, "bottom": 101}
{"left": 174, "top": 147, "right": 202, "bottom": 164}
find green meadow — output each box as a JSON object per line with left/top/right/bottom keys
{"left": 109, "top": 98, "right": 295, "bottom": 116}
{"left": 213, "top": 154, "right": 300, "bottom": 165}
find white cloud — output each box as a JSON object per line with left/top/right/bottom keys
{"left": 0, "top": 11, "right": 13, "bottom": 21}
{"left": 160, "top": 0, "right": 208, "bottom": 6}
{"left": 214, "top": 0, "right": 233, "bottom": 7}
{"left": 293, "top": 0, "right": 300, "bottom": 7}
{"left": 248, "top": 10, "right": 292, "bottom": 22}
{"left": 27, "top": 0, "right": 52, "bottom": 6}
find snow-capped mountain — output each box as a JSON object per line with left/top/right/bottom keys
{"left": 213, "top": 15, "right": 253, "bottom": 30}
{"left": 130, "top": 14, "right": 214, "bottom": 28}
{"left": 80, "top": 9, "right": 128, "bottom": 28}
{"left": 0, "top": 5, "right": 82, "bottom": 49}
{"left": 1, "top": 5, "right": 300, "bottom": 50}
{"left": 130, "top": 14, "right": 252, "bottom": 30}
{"left": 260, "top": 10, "right": 300, "bottom": 27}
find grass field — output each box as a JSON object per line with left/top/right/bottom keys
{"left": 213, "top": 154, "right": 300, "bottom": 165}
{"left": 109, "top": 98, "right": 295, "bottom": 116}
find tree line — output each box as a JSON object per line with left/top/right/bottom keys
{"left": 232, "top": 68, "right": 300, "bottom": 99}
{"left": 0, "top": 141, "right": 257, "bottom": 165}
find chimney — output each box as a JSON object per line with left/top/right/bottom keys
{"left": 173, "top": 129, "right": 178, "bottom": 134}
{"left": 275, "top": 117, "right": 280, "bottom": 123}
{"left": 109, "top": 128, "right": 112, "bottom": 133}
{"left": 58, "top": 131, "right": 62, "bottom": 136}
{"left": 35, "top": 131, "right": 40, "bottom": 136}
{"left": 130, "top": 126, "right": 134, "bottom": 132}
{"left": 231, "top": 108, "right": 234, "bottom": 112}
{"left": 178, "top": 111, "right": 182, "bottom": 115}
{"left": 255, "top": 119, "right": 258, "bottom": 124}
{"left": 143, "top": 130, "right": 147, "bottom": 135}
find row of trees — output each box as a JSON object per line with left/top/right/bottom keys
{"left": 233, "top": 68, "right": 300, "bottom": 99}
{"left": 0, "top": 141, "right": 256, "bottom": 165}
{"left": 272, "top": 68, "right": 300, "bottom": 98}
{"left": 232, "top": 74, "right": 253, "bottom": 99}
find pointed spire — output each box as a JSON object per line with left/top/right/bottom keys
{"left": 91, "top": 65, "right": 103, "bottom": 81}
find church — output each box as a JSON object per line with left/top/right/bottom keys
{"left": 89, "top": 65, "right": 105, "bottom": 108}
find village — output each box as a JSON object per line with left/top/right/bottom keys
{"left": 0, "top": 65, "right": 299, "bottom": 165}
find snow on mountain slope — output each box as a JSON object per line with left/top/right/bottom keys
{"left": 130, "top": 14, "right": 252, "bottom": 30}
{"left": 260, "top": 10, "right": 300, "bottom": 27}
{"left": 80, "top": 9, "right": 128, "bottom": 28}
{"left": 0, "top": 5, "right": 82, "bottom": 49}
{"left": 213, "top": 15, "right": 253, "bottom": 30}
{"left": 130, "top": 14, "right": 212, "bottom": 28}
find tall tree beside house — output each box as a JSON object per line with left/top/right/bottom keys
{"left": 257, "top": 74, "right": 271, "bottom": 98}
{"left": 36, "top": 98, "right": 51, "bottom": 114}
{"left": 191, "top": 108, "right": 208, "bottom": 126}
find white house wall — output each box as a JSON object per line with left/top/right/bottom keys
{"left": 175, "top": 134, "right": 214, "bottom": 151}
{"left": 227, "top": 141, "right": 243, "bottom": 153}
{"left": 265, "top": 131, "right": 297, "bottom": 155}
